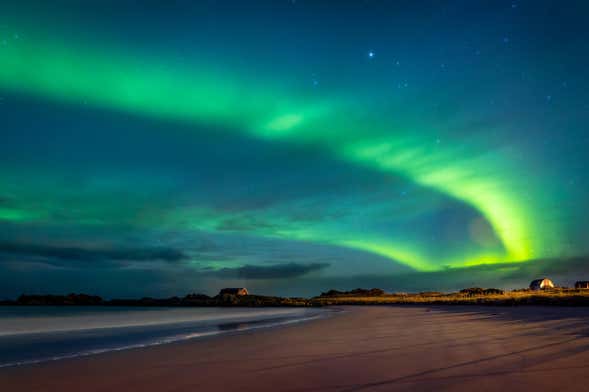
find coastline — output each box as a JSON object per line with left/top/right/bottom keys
{"left": 7, "top": 287, "right": 589, "bottom": 308}
{"left": 3, "top": 305, "right": 589, "bottom": 391}
{"left": 0, "top": 307, "right": 330, "bottom": 369}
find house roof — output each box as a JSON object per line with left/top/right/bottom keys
{"left": 530, "top": 278, "right": 554, "bottom": 287}
{"left": 219, "top": 288, "right": 248, "bottom": 294}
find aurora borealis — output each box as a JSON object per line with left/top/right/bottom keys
{"left": 1, "top": 1, "right": 588, "bottom": 297}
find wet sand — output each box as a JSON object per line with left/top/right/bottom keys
{"left": 3, "top": 306, "right": 589, "bottom": 391}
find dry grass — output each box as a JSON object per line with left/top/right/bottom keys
{"left": 311, "top": 288, "right": 589, "bottom": 306}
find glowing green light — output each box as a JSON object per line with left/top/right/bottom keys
{"left": 0, "top": 208, "right": 38, "bottom": 222}
{"left": 0, "top": 32, "right": 559, "bottom": 270}
{"left": 264, "top": 113, "right": 303, "bottom": 133}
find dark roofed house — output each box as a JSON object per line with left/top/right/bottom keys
{"left": 575, "top": 281, "right": 589, "bottom": 289}
{"left": 529, "top": 278, "right": 555, "bottom": 290}
{"left": 219, "top": 288, "right": 249, "bottom": 296}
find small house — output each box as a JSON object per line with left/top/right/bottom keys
{"left": 529, "top": 278, "right": 555, "bottom": 290}
{"left": 219, "top": 288, "right": 249, "bottom": 296}
{"left": 575, "top": 281, "right": 589, "bottom": 289}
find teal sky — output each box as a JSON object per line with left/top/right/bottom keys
{"left": 1, "top": 1, "right": 588, "bottom": 297}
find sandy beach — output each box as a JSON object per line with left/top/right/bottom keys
{"left": 2, "top": 306, "right": 589, "bottom": 391}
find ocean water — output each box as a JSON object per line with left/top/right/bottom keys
{"left": 0, "top": 306, "right": 325, "bottom": 368}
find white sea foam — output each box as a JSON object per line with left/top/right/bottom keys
{"left": 0, "top": 309, "right": 325, "bottom": 368}
{"left": 0, "top": 307, "right": 309, "bottom": 336}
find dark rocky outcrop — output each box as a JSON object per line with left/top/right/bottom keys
{"left": 17, "top": 293, "right": 104, "bottom": 305}
{"left": 460, "top": 287, "right": 505, "bottom": 296}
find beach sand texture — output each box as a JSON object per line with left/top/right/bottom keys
{"left": 2, "top": 306, "right": 589, "bottom": 391}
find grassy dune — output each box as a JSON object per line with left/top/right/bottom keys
{"left": 311, "top": 288, "right": 589, "bottom": 306}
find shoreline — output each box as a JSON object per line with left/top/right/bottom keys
{"left": 3, "top": 305, "right": 589, "bottom": 391}
{"left": 6, "top": 287, "right": 589, "bottom": 307}
{"left": 0, "top": 307, "right": 334, "bottom": 369}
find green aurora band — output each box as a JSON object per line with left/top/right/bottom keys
{"left": 0, "top": 33, "right": 560, "bottom": 271}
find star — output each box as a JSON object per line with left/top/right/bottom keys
{"left": 311, "top": 73, "right": 319, "bottom": 87}
{"left": 368, "top": 51, "right": 375, "bottom": 59}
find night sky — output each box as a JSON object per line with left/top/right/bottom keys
{"left": 1, "top": 1, "right": 588, "bottom": 298}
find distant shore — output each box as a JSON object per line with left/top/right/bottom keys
{"left": 4, "top": 287, "right": 589, "bottom": 307}
{"left": 0, "top": 306, "right": 327, "bottom": 368}
{"left": 4, "top": 306, "right": 589, "bottom": 391}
